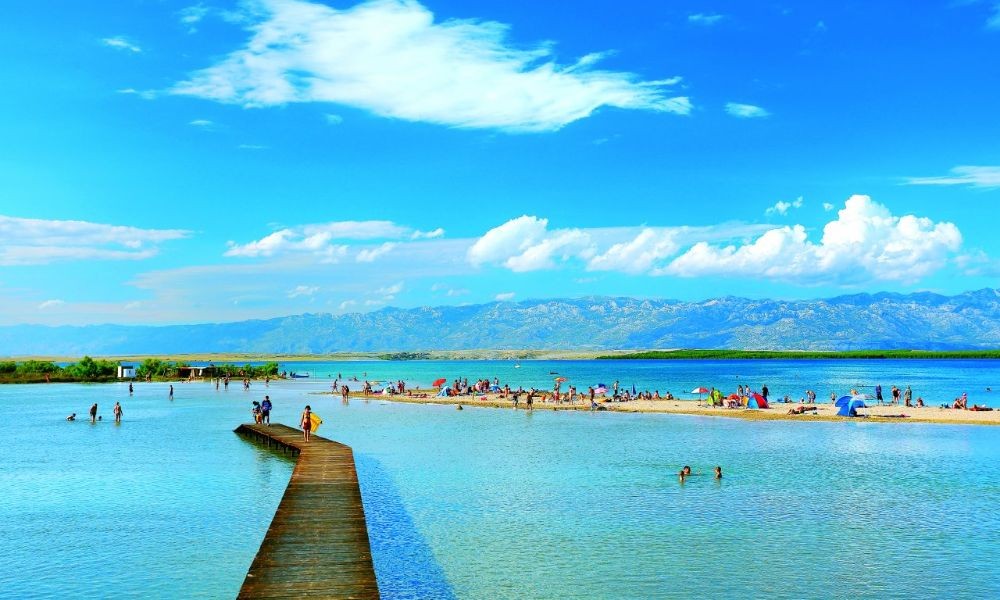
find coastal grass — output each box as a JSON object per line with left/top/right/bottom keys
{"left": 600, "top": 349, "right": 1000, "bottom": 360}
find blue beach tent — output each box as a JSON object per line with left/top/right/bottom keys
{"left": 747, "top": 392, "right": 769, "bottom": 409}
{"left": 835, "top": 395, "right": 866, "bottom": 417}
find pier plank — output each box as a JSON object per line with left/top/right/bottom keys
{"left": 234, "top": 423, "right": 380, "bottom": 599}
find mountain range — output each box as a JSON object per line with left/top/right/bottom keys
{"left": 3, "top": 289, "right": 1000, "bottom": 356}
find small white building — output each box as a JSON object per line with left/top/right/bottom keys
{"left": 117, "top": 364, "right": 136, "bottom": 379}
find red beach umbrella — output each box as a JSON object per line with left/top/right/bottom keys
{"left": 691, "top": 386, "right": 710, "bottom": 400}
{"left": 432, "top": 378, "right": 447, "bottom": 387}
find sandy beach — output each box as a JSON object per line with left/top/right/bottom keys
{"left": 333, "top": 390, "right": 1000, "bottom": 426}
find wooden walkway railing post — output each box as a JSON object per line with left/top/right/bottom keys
{"left": 234, "top": 423, "right": 380, "bottom": 599}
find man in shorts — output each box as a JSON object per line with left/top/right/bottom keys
{"left": 261, "top": 395, "right": 272, "bottom": 425}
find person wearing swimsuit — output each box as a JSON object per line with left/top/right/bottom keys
{"left": 301, "top": 405, "right": 312, "bottom": 442}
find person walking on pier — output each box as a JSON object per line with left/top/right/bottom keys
{"left": 261, "top": 396, "right": 272, "bottom": 425}
{"left": 301, "top": 405, "right": 313, "bottom": 442}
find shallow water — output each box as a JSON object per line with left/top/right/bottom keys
{"left": 3, "top": 360, "right": 999, "bottom": 599}
{"left": 282, "top": 358, "right": 999, "bottom": 406}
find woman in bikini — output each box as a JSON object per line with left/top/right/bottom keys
{"left": 301, "top": 405, "right": 312, "bottom": 441}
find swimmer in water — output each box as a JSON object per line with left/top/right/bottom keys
{"left": 66, "top": 413, "right": 76, "bottom": 421}
{"left": 714, "top": 466, "right": 722, "bottom": 479}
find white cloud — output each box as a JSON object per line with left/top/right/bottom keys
{"left": 356, "top": 242, "right": 397, "bottom": 263}
{"left": 237, "top": 143, "right": 268, "bottom": 150}
{"left": 38, "top": 299, "right": 65, "bottom": 310}
{"left": 179, "top": 4, "right": 210, "bottom": 26}
{"left": 226, "top": 220, "right": 429, "bottom": 259}
{"left": 586, "top": 228, "right": 679, "bottom": 274}
{"left": 725, "top": 102, "right": 770, "bottom": 118}
{"left": 118, "top": 88, "right": 157, "bottom": 100}
{"left": 0, "top": 215, "right": 190, "bottom": 266}
{"left": 102, "top": 36, "right": 142, "bottom": 53}
{"left": 171, "top": 0, "right": 691, "bottom": 132}
{"left": 989, "top": 4, "right": 1000, "bottom": 30}
{"left": 688, "top": 13, "right": 725, "bottom": 25}
{"left": 467, "top": 216, "right": 550, "bottom": 266}
{"left": 324, "top": 113, "right": 344, "bottom": 125}
{"left": 411, "top": 227, "right": 445, "bottom": 239}
{"left": 956, "top": 250, "right": 1000, "bottom": 277}
{"left": 375, "top": 281, "right": 403, "bottom": 300}
{"left": 823, "top": 202, "right": 834, "bottom": 211}
{"left": 287, "top": 285, "right": 319, "bottom": 298}
{"left": 468, "top": 216, "right": 772, "bottom": 275}
{"left": 765, "top": 196, "right": 803, "bottom": 216}
{"left": 446, "top": 288, "right": 469, "bottom": 297}
{"left": 662, "top": 195, "right": 962, "bottom": 284}
{"left": 905, "top": 165, "right": 1000, "bottom": 189}
{"left": 339, "top": 299, "right": 358, "bottom": 310}
{"left": 189, "top": 119, "right": 214, "bottom": 127}
{"left": 467, "top": 215, "right": 595, "bottom": 272}
{"left": 495, "top": 292, "right": 515, "bottom": 301}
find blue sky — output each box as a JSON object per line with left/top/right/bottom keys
{"left": 2, "top": 0, "right": 999, "bottom": 325}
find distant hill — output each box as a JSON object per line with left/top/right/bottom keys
{"left": 2, "top": 289, "right": 1000, "bottom": 356}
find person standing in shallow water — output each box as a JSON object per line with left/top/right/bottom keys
{"left": 301, "top": 405, "right": 312, "bottom": 442}
{"left": 89, "top": 403, "right": 98, "bottom": 423}
{"left": 113, "top": 401, "right": 123, "bottom": 423}
{"left": 169, "top": 385, "right": 174, "bottom": 400}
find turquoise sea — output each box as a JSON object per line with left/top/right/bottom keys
{"left": 3, "top": 360, "right": 999, "bottom": 599}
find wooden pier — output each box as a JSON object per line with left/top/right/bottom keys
{"left": 234, "top": 423, "right": 380, "bottom": 599}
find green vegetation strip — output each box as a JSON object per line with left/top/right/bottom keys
{"left": 0, "top": 356, "right": 279, "bottom": 384}
{"left": 600, "top": 349, "right": 1000, "bottom": 360}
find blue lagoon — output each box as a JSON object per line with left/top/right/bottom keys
{"left": 2, "top": 360, "right": 999, "bottom": 599}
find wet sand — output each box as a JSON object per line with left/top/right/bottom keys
{"left": 332, "top": 390, "right": 1000, "bottom": 426}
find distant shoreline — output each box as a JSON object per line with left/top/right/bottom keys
{"left": 599, "top": 349, "right": 1000, "bottom": 360}
{"left": 5, "top": 349, "right": 1000, "bottom": 363}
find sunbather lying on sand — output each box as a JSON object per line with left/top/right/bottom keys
{"left": 787, "top": 405, "right": 818, "bottom": 415}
